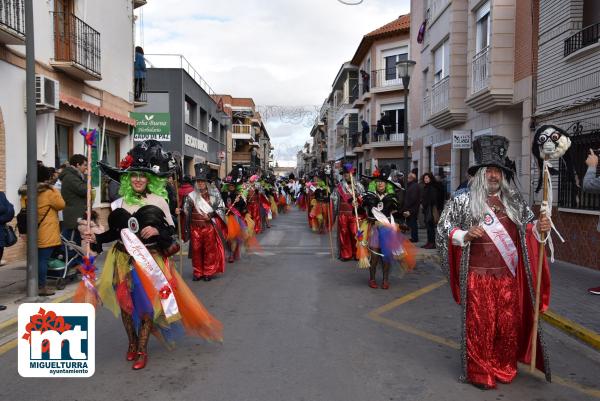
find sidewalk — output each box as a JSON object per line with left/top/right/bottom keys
{"left": 0, "top": 233, "right": 598, "bottom": 351}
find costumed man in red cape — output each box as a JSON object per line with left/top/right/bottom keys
{"left": 436, "top": 135, "right": 552, "bottom": 389}
{"left": 184, "top": 163, "right": 227, "bottom": 281}
{"left": 332, "top": 164, "right": 365, "bottom": 261}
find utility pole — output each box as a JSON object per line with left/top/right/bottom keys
{"left": 24, "top": 0, "right": 39, "bottom": 299}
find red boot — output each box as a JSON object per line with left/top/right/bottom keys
{"left": 368, "top": 280, "right": 378, "bottom": 289}
{"left": 126, "top": 343, "right": 137, "bottom": 361}
{"left": 381, "top": 281, "right": 390, "bottom": 290}
{"left": 132, "top": 352, "right": 148, "bottom": 370}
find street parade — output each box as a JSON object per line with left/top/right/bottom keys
{"left": 1, "top": 1, "right": 599, "bottom": 400}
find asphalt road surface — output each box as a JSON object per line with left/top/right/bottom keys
{"left": 0, "top": 209, "right": 599, "bottom": 401}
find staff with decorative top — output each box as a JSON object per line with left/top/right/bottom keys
{"left": 82, "top": 140, "right": 222, "bottom": 370}
{"left": 436, "top": 135, "right": 552, "bottom": 389}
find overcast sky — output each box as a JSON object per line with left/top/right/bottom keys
{"left": 137, "top": 0, "right": 410, "bottom": 166}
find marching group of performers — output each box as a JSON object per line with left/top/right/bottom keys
{"left": 75, "top": 130, "right": 559, "bottom": 391}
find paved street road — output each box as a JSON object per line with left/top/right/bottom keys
{"left": 0, "top": 209, "right": 599, "bottom": 401}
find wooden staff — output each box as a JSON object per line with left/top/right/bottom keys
{"left": 349, "top": 171, "right": 361, "bottom": 236}
{"left": 530, "top": 156, "right": 548, "bottom": 372}
{"left": 173, "top": 172, "right": 184, "bottom": 275}
{"left": 85, "top": 132, "right": 93, "bottom": 258}
{"left": 328, "top": 196, "right": 335, "bottom": 261}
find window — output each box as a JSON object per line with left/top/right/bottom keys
{"left": 475, "top": 2, "right": 490, "bottom": 53}
{"left": 583, "top": 0, "right": 600, "bottom": 27}
{"left": 433, "top": 38, "right": 449, "bottom": 82}
{"left": 381, "top": 103, "right": 405, "bottom": 134}
{"left": 184, "top": 97, "right": 197, "bottom": 127}
{"left": 54, "top": 123, "right": 71, "bottom": 168}
{"left": 383, "top": 48, "right": 408, "bottom": 81}
{"left": 200, "top": 108, "right": 208, "bottom": 132}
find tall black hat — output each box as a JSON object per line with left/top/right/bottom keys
{"left": 193, "top": 163, "right": 211, "bottom": 181}
{"left": 467, "top": 135, "right": 516, "bottom": 180}
{"left": 99, "top": 140, "right": 175, "bottom": 183}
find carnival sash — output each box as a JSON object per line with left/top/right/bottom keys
{"left": 189, "top": 191, "right": 214, "bottom": 215}
{"left": 120, "top": 228, "right": 179, "bottom": 319}
{"left": 479, "top": 206, "right": 518, "bottom": 277}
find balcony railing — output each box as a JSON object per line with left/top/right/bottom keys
{"left": 0, "top": 0, "right": 25, "bottom": 42}
{"left": 471, "top": 46, "right": 490, "bottom": 94}
{"left": 422, "top": 95, "right": 431, "bottom": 124}
{"left": 232, "top": 124, "right": 252, "bottom": 134}
{"left": 145, "top": 54, "right": 215, "bottom": 95}
{"left": 564, "top": 22, "right": 600, "bottom": 57}
{"left": 52, "top": 12, "right": 101, "bottom": 77}
{"left": 431, "top": 76, "right": 449, "bottom": 115}
{"left": 371, "top": 68, "right": 403, "bottom": 90}
{"left": 350, "top": 124, "right": 406, "bottom": 148}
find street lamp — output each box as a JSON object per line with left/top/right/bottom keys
{"left": 396, "top": 59, "right": 416, "bottom": 182}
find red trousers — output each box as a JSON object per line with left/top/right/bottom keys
{"left": 466, "top": 271, "right": 520, "bottom": 388}
{"left": 247, "top": 201, "right": 262, "bottom": 234}
{"left": 190, "top": 224, "right": 225, "bottom": 278}
{"left": 337, "top": 212, "right": 358, "bottom": 259}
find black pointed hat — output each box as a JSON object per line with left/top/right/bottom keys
{"left": 367, "top": 165, "right": 391, "bottom": 182}
{"left": 98, "top": 140, "right": 175, "bottom": 183}
{"left": 467, "top": 135, "right": 516, "bottom": 180}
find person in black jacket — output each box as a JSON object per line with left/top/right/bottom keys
{"left": 0, "top": 191, "right": 15, "bottom": 308}
{"left": 402, "top": 173, "right": 421, "bottom": 242}
{"left": 421, "top": 172, "right": 443, "bottom": 249}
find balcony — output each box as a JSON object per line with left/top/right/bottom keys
{"left": 351, "top": 124, "right": 410, "bottom": 151}
{"left": 0, "top": 0, "right": 25, "bottom": 45}
{"left": 429, "top": 76, "right": 467, "bottom": 128}
{"left": 51, "top": 12, "right": 101, "bottom": 81}
{"left": 371, "top": 69, "right": 404, "bottom": 93}
{"left": 564, "top": 23, "right": 600, "bottom": 58}
{"left": 465, "top": 46, "right": 513, "bottom": 113}
{"left": 471, "top": 46, "right": 489, "bottom": 94}
{"left": 232, "top": 124, "right": 254, "bottom": 140}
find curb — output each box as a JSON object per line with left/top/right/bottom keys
{"left": 0, "top": 289, "right": 76, "bottom": 356}
{"left": 542, "top": 310, "right": 600, "bottom": 351}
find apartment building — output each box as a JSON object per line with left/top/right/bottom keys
{"left": 0, "top": 0, "right": 144, "bottom": 262}
{"left": 534, "top": 0, "right": 600, "bottom": 269}
{"left": 349, "top": 14, "right": 411, "bottom": 177}
{"left": 135, "top": 55, "right": 229, "bottom": 179}
{"left": 213, "top": 96, "right": 272, "bottom": 174}
{"left": 409, "top": 0, "right": 536, "bottom": 199}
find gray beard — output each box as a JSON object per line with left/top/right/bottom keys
{"left": 470, "top": 168, "right": 522, "bottom": 227}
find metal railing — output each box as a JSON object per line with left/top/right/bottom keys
{"left": 371, "top": 68, "right": 403, "bottom": 89}
{"left": 0, "top": 0, "right": 25, "bottom": 37}
{"left": 52, "top": 12, "right": 101, "bottom": 75}
{"left": 232, "top": 124, "right": 252, "bottom": 134}
{"left": 564, "top": 22, "right": 600, "bottom": 57}
{"left": 351, "top": 124, "right": 406, "bottom": 148}
{"left": 431, "top": 76, "right": 449, "bottom": 115}
{"left": 558, "top": 129, "right": 600, "bottom": 210}
{"left": 471, "top": 46, "right": 490, "bottom": 94}
{"left": 422, "top": 95, "right": 431, "bottom": 124}
{"left": 145, "top": 54, "right": 216, "bottom": 95}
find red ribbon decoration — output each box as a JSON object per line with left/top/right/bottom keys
{"left": 22, "top": 308, "right": 72, "bottom": 352}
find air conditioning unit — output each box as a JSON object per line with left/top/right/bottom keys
{"left": 35, "top": 75, "right": 59, "bottom": 112}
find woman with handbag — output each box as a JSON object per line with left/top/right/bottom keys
{"left": 421, "top": 173, "right": 441, "bottom": 249}
{"left": 18, "top": 164, "right": 65, "bottom": 296}
{"left": 0, "top": 190, "right": 15, "bottom": 310}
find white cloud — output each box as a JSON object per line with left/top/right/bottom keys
{"left": 137, "top": 0, "right": 410, "bottom": 164}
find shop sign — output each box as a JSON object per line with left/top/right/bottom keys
{"left": 452, "top": 131, "right": 472, "bottom": 149}
{"left": 131, "top": 112, "right": 171, "bottom": 141}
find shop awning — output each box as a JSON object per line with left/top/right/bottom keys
{"left": 60, "top": 94, "right": 136, "bottom": 127}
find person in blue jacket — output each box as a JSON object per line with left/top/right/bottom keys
{"left": 134, "top": 46, "right": 147, "bottom": 101}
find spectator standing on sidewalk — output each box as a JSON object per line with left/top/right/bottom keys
{"left": 59, "top": 154, "right": 88, "bottom": 248}
{"left": 421, "top": 173, "right": 442, "bottom": 249}
{"left": 0, "top": 190, "right": 15, "bottom": 272}
{"left": 19, "top": 164, "right": 65, "bottom": 296}
{"left": 402, "top": 172, "right": 421, "bottom": 243}
{"left": 583, "top": 148, "right": 600, "bottom": 295}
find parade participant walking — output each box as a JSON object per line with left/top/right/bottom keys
{"left": 221, "top": 173, "right": 247, "bottom": 263}
{"left": 308, "top": 169, "right": 332, "bottom": 234}
{"left": 184, "top": 163, "right": 226, "bottom": 281}
{"left": 436, "top": 135, "right": 552, "bottom": 389}
{"left": 90, "top": 141, "right": 222, "bottom": 370}
{"left": 332, "top": 164, "right": 365, "bottom": 261}
{"left": 247, "top": 174, "right": 269, "bottom": 234}
{"left": 361, "top": 166, "right": 414, "bottom": 289}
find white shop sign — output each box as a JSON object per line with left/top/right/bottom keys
{"left": 452, "top": 130, "right": 472, "bottom": 149}
{"left": 185, "top": 134, "right": 208, "bottom": 152}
